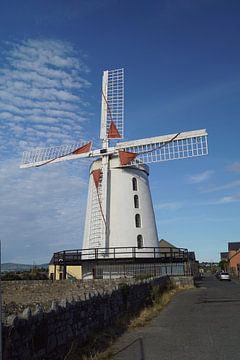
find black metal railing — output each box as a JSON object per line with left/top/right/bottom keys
{"left": 52, "top": 246, "right": 189, "bottom": 265}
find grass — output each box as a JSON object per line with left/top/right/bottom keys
{"left": 64, "top": 283, "right": 193, "bottom": 360}
{"left": 129, "top": 284, "right": 192, "bottom": 329}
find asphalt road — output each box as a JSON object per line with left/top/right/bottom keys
{"left": 110, "top": 275, "right": 240, "bottom": 360}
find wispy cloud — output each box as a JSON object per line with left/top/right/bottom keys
{"left": 227, "top": 162, "right": 240, "bottom": 173}
{"left": 201, "top": 180, "right": 240, "bottom": 193}
{"left": 156, "top": 191, "right": 240, "bottom": 210}
{"left": 186, "top": 170, "right": 214, "bottom": 184}
{"left": 0, "top": 39, "right": 91, "bottom": 155}
{"left": 196, "top": 194, "right": 240, "bottom": 206}
{"left": 156, "top": 201, "right": 184, "bottom": 210}
{"left": 217, "top": 194, "right": 240, "bottom": 204}
{"left": 0, "top": 158, "right": 89, "bottom": 263}
{"left": 0, "top": 39, "right": 93, "bottom": 263}
{"left": 157, "top": 214, "right": 236, "bottom": 225}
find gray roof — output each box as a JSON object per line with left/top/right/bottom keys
{"left": 228, "top": 242, "right": 240, "bottom": 251}
{"left": 220, "top": 252, "right": 228, "bottom": 260}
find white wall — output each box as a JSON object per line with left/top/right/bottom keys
{"left": 83, "top": 156, "right": 159, "bottom": 257}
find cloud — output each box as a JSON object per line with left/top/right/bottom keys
{"left": 201, "top": 180, "right": 240, "bottom": 193}
{"left": 0, "top": 39, "right": 94, "bottom": 263}
{"left": 186, "top": 170, "right": 214, "bottom": 184}
{"left": 157, "top": 214, "right": 235, "bottom": 225}
{"left": 156, "top": 191, "right": 240, "bottom": 210}
{"left": 197, "top": 194, "right": 240, "bottom": 206}
{"left": 0, "top": 39, "right": 91, "bottom": 155}
{"left": 227, "top": 162, "right": 240, "bottom": 173}
{"left": 218, "top": 194, "right": 240, "bottom": 204}
{"left": 0, "top": 158, "right": 90, "bottom": 263}
{"left": 156, "top": 201, "right": 184, "bottom": 210}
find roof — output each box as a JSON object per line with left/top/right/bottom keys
{"left": 159, "top": 239, "right": 177, "bottom": 249}
{"left": 49, "top": 255, "right": 54, "bottom": 265}
{"left": 220, "top": 252, "right": 228, "bottom": 260}
{"left": 188, "top": 252, "right": 196, "bottom": 261}
{"left": 228, "top": 242, "right": 240, "bottom": 251}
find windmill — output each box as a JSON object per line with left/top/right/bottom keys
{"left": 21, "top": 68, "right": 208, "bottom": 260}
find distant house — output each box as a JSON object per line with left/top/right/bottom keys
{"left": 228, "top": 242, "right": 240, "bottom": 275}
{"left": 188, "top": 251, "right": 199, "bottom": 275}
{"left": 188, "top": 252, "right": 196, "bottom": 261}
{"left": 159, "top": 239, "right": 178, "bottom": 251}
{"left": 158, "top": 239, "right": 199, "bottom": 276}
{"left": 220, "top": 252, "right": 228, "bottom": 261}
{"left": 48, "top": 254, "right": 82, "bottom": 281}
{"left": 158, "top": 239, "right": 184, "bottom": 258}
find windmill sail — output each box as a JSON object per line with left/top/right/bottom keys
{"left": 100, "top": 68, "right": 124, "bottom": 142}
{"left": 116, "top": 129, "right": 208, "bottom": 165}
{"left": 20, "top": 142, "right": 92, "bottom": 168}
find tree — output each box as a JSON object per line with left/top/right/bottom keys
{"left": 219, "top": 260, "right": 228, "bottom": 271}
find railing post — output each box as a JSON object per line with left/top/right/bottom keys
{"left": 63, "top": 251, "right": 66, "bottom": 280}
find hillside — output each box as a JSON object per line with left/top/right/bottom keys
{"left": 1, "top": 263, "right": 48, "bottom": 272}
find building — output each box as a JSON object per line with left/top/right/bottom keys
{"left": 49, "top": 239, "right": 199, "bottom": 280}
{"left": 228, "top": 242, "right": 240, "bottom": 275}
{"left": 220, "top": 252, "right": 228, "bottom": 261}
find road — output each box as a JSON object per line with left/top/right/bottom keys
{"left": 110, "top": 275, "right": 240, "bottom": 360}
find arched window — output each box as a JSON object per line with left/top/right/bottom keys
{"left": 134, "top": 195, "right": 139, "bottom": 208}
{"left": 135, "top": 214, "right": 141, "bottom": 228}
{"left": 137, "top": 235, "right": 143, "bottom": 249}
{"left": 132, "top": 177, "right": 137, "bottom": 191}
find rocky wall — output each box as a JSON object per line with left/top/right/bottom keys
{"left": 3, "top": 276, "right": 192, "bottom": 359}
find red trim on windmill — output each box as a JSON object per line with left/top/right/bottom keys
{"left": 92, "top": 169, "right": 102, "bottom": 188}
{"left": 119, "top": 151, "right": 138, "bottom": 166}
{"left": 107, "top": 120, "right": 121, "bottom": 138}
{"left": 72, "top": 142, "right": 92, "bottom": 155}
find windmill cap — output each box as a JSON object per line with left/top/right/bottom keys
{"left": 90, "top": 156, "right": 149, "bottom": 175}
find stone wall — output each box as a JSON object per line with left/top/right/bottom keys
{"left": 3, "top": 276, "right": 193, "bottom": 359}
{"left": 170, "top": 275, "right": 194, "bottom": 287}
{"left": 2, "top": 278, "right": 135, "bottom": 316}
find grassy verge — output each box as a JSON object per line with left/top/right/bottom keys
{"left": 64, "top": 283, "right": 193, "bottom": 360}
{"left": 128, "top": 284, "right": 192, "bottom": 329}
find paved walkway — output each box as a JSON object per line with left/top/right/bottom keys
{"left": 109, "top": 275, "right": 240, "bottom": 360}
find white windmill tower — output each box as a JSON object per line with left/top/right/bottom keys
{"left": 21, "top": 68, "right": 208, "bottom": 260}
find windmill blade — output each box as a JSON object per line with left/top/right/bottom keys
{"left": 116, "top": 129, "right": 208, "bottom": 165}
{"left": 20, "top": 142, "right": 92, "bottom": 168}
{"left": 100, "top": 68, "right": 124, "bottom": 141}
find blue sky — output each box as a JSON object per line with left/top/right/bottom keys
{"left": 0, "top": 0, "right": 240, "bottom": 263}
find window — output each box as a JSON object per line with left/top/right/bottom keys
{"left": 137, "top": 235, "right": 143, "bottom": 249}
{"left": 134, "top": 195, "right": 139, "bottom": 208}
{"left": 132, "top": 177, "right": 137, "bottom": 191}
{"left": 135, "top": 214, "right": 141, "bottom": 228}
